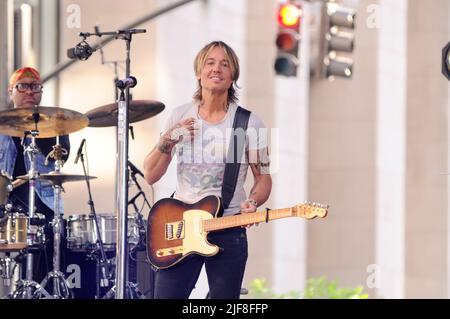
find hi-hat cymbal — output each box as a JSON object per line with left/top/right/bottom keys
{"left": 86, "top": 100, "right": 165, "bottom": 127}
{"left": 17, "top": 172, "right": 97, "bottom": 186}
{"left": 0, "top": 106, "right": 89, "bottom": 138}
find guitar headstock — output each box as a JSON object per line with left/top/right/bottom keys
{"left": 293, "top": 202, "right": 329, "bottom": 219}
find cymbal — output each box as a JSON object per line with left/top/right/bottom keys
{"left": 17, "top": 172, "right": 97, "bottom": 186}
{"left": 86, "top": 100, "right": 165, "bottom": 127}
{"left": 0, "top": 106, "right": 89, "bottom": 138}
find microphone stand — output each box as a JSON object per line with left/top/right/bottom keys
{"left": 127, "top": 161, "right": 151, "bottom": 213}
{"left": 76, "top": 27, "right": 146, "bottom": 299}
{"left": 78, "top": 148, "right": 111, "bottom": 299}
{"left": 104, "top": 88, "right": 144, "bottom": 300}
{"left": 127, "top": 161, "right": 154, "bottom": 298}
{"left": 127, "top": 165, "right": 150, "bottom": 253}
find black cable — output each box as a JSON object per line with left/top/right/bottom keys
{"left": 138, "top": 197, "right": 146, "bottom": 215}
{"left": 85, "top": 140, "right": 90, "bottom": 177}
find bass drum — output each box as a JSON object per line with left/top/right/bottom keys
{"left": 64, "top": 249, "right": 115, "bottom": 299}
{"left": 63, "top": 249, "right": 149, "bottom": 299}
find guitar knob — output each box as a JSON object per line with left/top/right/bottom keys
{"left": 156, "top": 250, "right": 163, "bottom": 257}
{"left": 169, "top": 249, "right": 175, "bottom": 254}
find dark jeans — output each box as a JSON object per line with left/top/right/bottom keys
{"left": 153, "top": 227, "right": 248, "bottom": 299}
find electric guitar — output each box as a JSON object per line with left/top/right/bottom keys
{"left": 146, "top": 195, "right": 328, "bottom": 269}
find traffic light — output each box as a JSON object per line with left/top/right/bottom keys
{"left": 442, "top": 41, "right": 450, "bottom": 81}
{"left": 274, "top": 2, "right": 302, "bottom": 77}
{"left": 321, "top": 1, "right": 356, "bottom": 80}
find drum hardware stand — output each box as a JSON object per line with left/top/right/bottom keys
{"left": 85, "top": 248, "right": 114, "bottom": 298}
{"left": 101, "top": 280, "right": 144, "bottom": 299}
{"left": 127, "top": 163, "right": 154, "bottom": 298}
{"left": 1, "top": 251, "right": 26, "bottom": 299}
{"left": 9, "top": 124, "right": 52, "bottom": 299}
{"left": 0, "top": 254, "right": 14, "bottom": 287}
{"left": 0, "top": 254, "right": 15, "bottom": 298}
{"left": 128, "top": 160, "right": 150, "bottom": 249}
{"left": 76, "top": 142, "right": 113, "bottom": 299}
{"left": 39, "top": 137, "right": 73, "bottom": 299}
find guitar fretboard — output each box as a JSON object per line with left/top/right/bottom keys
{"left": 202, "top": 208, "right": 293, "bottom": 232}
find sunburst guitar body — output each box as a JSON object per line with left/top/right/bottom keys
{"left": 146, "top": 195, "right": 328, "bottom": 269}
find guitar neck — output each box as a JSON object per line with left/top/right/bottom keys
{"left": 203, "top": 208, "right": 294, "bottom": 232}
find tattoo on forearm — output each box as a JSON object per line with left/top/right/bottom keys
{"left": 251, "top": 161, "right": 270, "bottom": 174}
{"left": 157, "top": 140, "right": 173, "bottom": 155}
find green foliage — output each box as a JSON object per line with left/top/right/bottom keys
{"left": 246, "top": 276, "right": 369, "bottom": 299}
{"left": 247, "top": 278, "right": 301, "bottom": 299}
{"left": 302, "top": 276, "right": 369, "bottom": 299}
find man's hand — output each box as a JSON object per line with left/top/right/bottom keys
{"left": 158, "top": 117, "right": 197, "bottom": 154}
{"left": 240, "top": 200, "right": 258, "bottom": 228}
{"left": 169, "top": 117, "right": 197, "bottom": 142}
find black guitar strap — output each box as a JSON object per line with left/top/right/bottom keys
{"left": 221, "top": 106, "right": 251, "bottom": 210}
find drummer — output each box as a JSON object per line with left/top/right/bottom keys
{"left": 0, "top": 67, "right": 71, "bottom": 281}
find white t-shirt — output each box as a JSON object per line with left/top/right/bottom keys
{"left": 163, "top": 101, "right": 267, "bottom": 216}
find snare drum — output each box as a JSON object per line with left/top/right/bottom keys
{"left": 66, "top": 214, "right": 140, "bottom": 252}
{"left": 0, "top": 212, "right": 45, "bottom": 251}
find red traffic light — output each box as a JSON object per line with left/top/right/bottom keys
{"left": 276, "top": 30, "right": 300, "bottom": 52}
{"left": 276, "top": 32, "right": 298, "bottom": 51}
{"left": 278, "top": 4, "right": 302, "bottom": 28}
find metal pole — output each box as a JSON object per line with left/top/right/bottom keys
{"left": 24, "top": 134, "right": 38, "bottom": 299}
{"left": 115, "top": 37, "right": 131, "bottom": 299}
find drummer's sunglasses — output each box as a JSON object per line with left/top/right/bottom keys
{"left": 14, "top": 83, "right": 43, "bottom": 93}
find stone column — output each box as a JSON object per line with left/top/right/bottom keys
{"left": 0, "top": 0, "right": 14, "bottom": 111}
{"left": 404, "top": 0, "right": 450, "bottom": 298}
{"left": 374, "top": 0, "right": 408, "bottom": 299}
{"left": 307, "top": 0, "right": 379, "bottom": 295}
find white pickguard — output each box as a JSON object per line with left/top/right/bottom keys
{"left": 182, "top": 209, "right": 219, "bottom": 256}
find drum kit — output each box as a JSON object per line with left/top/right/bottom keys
{"left": 0, "top": 100, "right": 164, "bottom": 299}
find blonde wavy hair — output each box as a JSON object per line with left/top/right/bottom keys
{"left": 193, "top": 41, "right": 240, "bottom": 105}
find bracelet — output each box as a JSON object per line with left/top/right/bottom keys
{"left": 245, "top": 198, "right": 258, "bottom": 207}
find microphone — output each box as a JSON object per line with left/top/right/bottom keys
{"left": 67, "top": 41, "right": 95, "bottom": 60}
{"left": 128, "top": 160, "right": 144, "bottom": 178}
{"left": 116, "top": 76, "right": 137, "bottom": 89}
{"left": 74, "top": 138, "right": 86, "bottom": 164}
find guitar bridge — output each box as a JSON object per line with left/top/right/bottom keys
{"left": 165, "top": 221, "right": 185, "bottom": 240}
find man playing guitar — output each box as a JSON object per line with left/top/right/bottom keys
{"left": 143, "top": 41, "right": 272, "bottom": 299}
